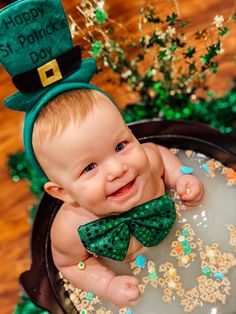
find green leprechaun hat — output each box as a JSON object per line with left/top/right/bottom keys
{"left": 0, "top": 0, "right": 110, "bottom": 178}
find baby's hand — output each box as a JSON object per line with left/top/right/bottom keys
{"left": 176, "top": 174, "right": 204, "bottom": 206}
{"left": 107, "top": 275, "right": 140, "bottom": 308}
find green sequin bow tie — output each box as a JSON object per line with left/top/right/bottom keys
{"left": 78, "top": 194, "right": 176, "bottom": 261}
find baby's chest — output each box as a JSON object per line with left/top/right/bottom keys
{"left": 125, "top": 235, "right": 144, "bottom": 260}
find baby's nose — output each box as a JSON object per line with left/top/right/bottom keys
{"left": 106, "top": 159, "right": 128, "bottom": 181}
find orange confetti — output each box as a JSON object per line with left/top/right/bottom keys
{"left": 209, "top": 163, "right": 216, "bottom": 171}
{"left": 174, "top": 242, "right": 183, "bottom": 254}
{"left": 225, "top": 168, "right": 236, "bottom": 179}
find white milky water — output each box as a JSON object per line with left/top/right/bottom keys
{"left": 99, "top": 150, "right": 236, "bottom": 314}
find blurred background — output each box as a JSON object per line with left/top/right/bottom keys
{"left": 0, "top": 0, "right": 235, "bottom": 313}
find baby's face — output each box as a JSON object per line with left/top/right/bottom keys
{"left": 40, "top": 98, "right": 152, "bottom": 216}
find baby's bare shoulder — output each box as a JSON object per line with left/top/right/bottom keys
{"left": 142, "top": 142, "right": 164, "bottom": 174}
{"left": 142, "top": 142, "right": 160, "bottom": 153}
{"left": 142, "top": 142, "right": 163, "bottom": 162}
{"left": 50, "top": 203, "right": 91, "bottom": 252}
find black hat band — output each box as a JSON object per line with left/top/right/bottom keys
{"left": 12, "top": 45, "right": 82, "bottom": 92}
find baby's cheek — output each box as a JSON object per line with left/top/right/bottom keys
{"left": 135, "top": 149, "right": 150, "bottom": 170}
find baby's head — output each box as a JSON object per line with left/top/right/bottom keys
{"left": 32, "top": 89, "right": 151, "bottom": 215}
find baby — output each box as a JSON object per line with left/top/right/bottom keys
{"left": 32, "top": 89, "right": 204, "bottom": 308}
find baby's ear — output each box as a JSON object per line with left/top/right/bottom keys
{"left": 44, "top": 181, "right": 77, "bottom": 206}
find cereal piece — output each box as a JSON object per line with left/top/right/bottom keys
{"left": 167, "top": 280, "right": 176, "bottom": 289}
{"left": 147, "top": 260, "right": 155, "bottom": 268}
{"left": 196, "top": 239, "right": 204, "bottom": 249}
{"left": 77, "top": 305, "right": 85, "bottom": 311}
{"left": 159, "top": 264, "right": 167, "bottom": 272}
{"left": 181, "top": 255, "right": 190, "bottom": 264}
{"left": 184, "top": 304, "right": 194, "bottom": 312}
{"left": 175, "top": 282, "right": 182, "bottom": 290}
{"left": 170, "top": 249, "right": 178, "bottom": 257}
{"left": 165, "top": 261, "right": 174, "bottom": 268}
{"left": 164, "top": 288, "right": 173, "bottom": 296}
{"left": 210, "top": 265, "right": 217, "bottom": 273}
{"left": 81, "top": 299, "right": 90, "bottom": 307}
{"left": 191, "top": 287, "right": 199, "bottom": 298}
{"left": 69, "top": 293, "right": 77, "bottom": 302}
{"left": 190, "top": 242, "right": 197, "bottom": 249}
{"left": 176, "top": 288, "right": 185, "bottom": 297}
{"left": 223, "top": 286, "right": 231, "bottom": 295}
{"left": 178, "top": 235, "right": 185, "bottom": 242}
{"left": 206, "top": 278, "right": 213, "bottom": 285}
{"left": 197, "top": 275, "right": 207, "bottom": 283}
{"left": 228, "top": 178, "right": 236, "bottom": 185}
{"left": 218, "top": 294, "right": 226, "bottom": 304}
{"left": 198, "top": 283, "right": 205, "bottom": 292}
{"left": 169, "top": 267, "right": 177, "bottom": 277}
{"left": 170, "top": 148, "right": 179, "bottom": 154}
{"left": 162, "top": 294, "right": 172, "bottom": 303}
{"left": 208, "top": 293, "right": 216, "bottom": 303}
{"left": 211, "top": 242, "right": 219, "bottom": 249}
{"left": 150, "top": 280, "right": 158, "bottom": 288}
{"left": 180, "top": 299, "right": 189, "bottom": 306}
{"left": 200, "top": 292, "right": 209, "bottom": 302}
{"left": 185, "top": 150, "right": 193, "bottom": 158}
{"left": 80, "top": 291, "right": 88, "bottom": 299}
{"left": 222, "top": 277, "right": 231, "bottom": 286}
{"left": 142, "top": 276, "right": 149, "bottom": 284}
{"left": 206, "top": 249, "right": 215, "bottom": 258}
{"left": 158, "top": 277, "right": 166, "bottom": 288}
{"left": 133, "top": 268, "right": 141, "bottom": 276}
{"left": 209, "top": 171, "right": 215, "bottom": 178}
{"left": 214, "top": 161, "right": 222, "bottom": 169}
{"left": 138, "top": 284, "right": 145, "bottom": 293}
{"left": 175, "top": 275, "right": 180, "bottom": 282}
{"left": 227, "top": 224, "right": 235, "bottom": 232}
{"left": 174, "top": 192, "right": 180, "bottom": 199}
{"left": 218, "top": 266, "right": 228, "bottom": 274}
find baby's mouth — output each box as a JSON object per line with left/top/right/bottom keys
{"left": 109, "top": 179, "right": 136, "bottom": 197}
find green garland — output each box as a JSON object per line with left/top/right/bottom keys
{"left": 123, "top": 85, "right": 236, "bottom": 134}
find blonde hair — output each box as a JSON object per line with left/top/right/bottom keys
{"left": 32, "top": 89, "right": 99, "bottom": 150}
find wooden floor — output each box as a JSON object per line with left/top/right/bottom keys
{"left": 0, "top": 0, "right": 235, "bottom": 313}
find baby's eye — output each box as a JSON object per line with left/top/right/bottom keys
{"left": 82, "top": 163, "right": 97, "bottom": 174}
{"left": 115, "top": 142, "right": 126, "bottom": 153}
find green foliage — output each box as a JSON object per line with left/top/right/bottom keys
{"left": 14, "top": 295, "right": 50, "bottom": 314}
{"left": 8, "top": 152, "right": 46, "bottom": 197}
{"left": 70, "top": 1, "right": 235, "bottom": 132}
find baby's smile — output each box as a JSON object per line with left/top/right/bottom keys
{"left": 107, "top": 178, "right": 137, "bottom": 199}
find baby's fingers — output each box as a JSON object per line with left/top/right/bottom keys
{"left": 181, "top": 185, "right": 204, "bottom": 205}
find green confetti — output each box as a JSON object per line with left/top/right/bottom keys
{"left": 166, "top": 13, "right": 177, "bottom": 25}
{"left": 91, "top": 40, "right": 104, "bottom": 57}
{"left": 219, "top": 27, "right": 229, "bottom": 36}
{"left": 94, "top": 9, "right": 108, "bottom": 24}
{"left": 185, "top": 46, "right": 196, "bottom": 58}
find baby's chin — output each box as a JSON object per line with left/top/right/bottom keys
{"left": 93, "top": 203, "right": 134, "bottom": 217}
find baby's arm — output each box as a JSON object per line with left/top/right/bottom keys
{"left": 146, "top": 143, "right": 204, "bottom": 205}
{"left": 51, "top": 211, "right": 140, "bottom": 307}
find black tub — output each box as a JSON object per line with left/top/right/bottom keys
{"left": 19, "top": 119, "right": 236, "bottom": 313}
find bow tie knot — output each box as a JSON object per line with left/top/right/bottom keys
{"left": 78, "top": 194, "right": 176, "bottom": 261}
